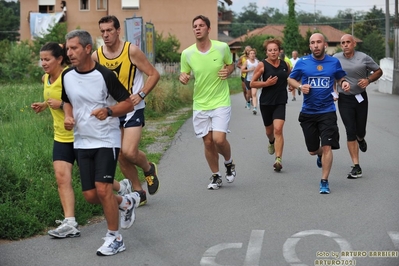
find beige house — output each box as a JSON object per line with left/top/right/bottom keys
{"left": 19, "top": 0, "right": 226, "bottom": 52}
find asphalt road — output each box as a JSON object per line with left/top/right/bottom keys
{"left": 1, "top": 83, "right": 398, "bottom": 266}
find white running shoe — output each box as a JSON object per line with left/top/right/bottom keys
{"left": 48, "top": 219, "right": 80, "bottom": 238}
{"left": 224, "top": 161, "right": 236, "bottom": 183}
{"left": 207, "top": 174, "right": 222, "bottom": 190}
{"left": 96, "top": 234, "right": 126, "bottom": 256}
{"left": 120, "top": 192, "right": 140, "bottom": 229}
{"left": 118, "top": 179, "right": 132, "bottom": 196}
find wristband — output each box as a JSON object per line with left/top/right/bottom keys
{"left": 340, "top": 80, "right": 347, "bottom": 86}
{"left": 367, "top": 77, "right": 372, "bottom": 83}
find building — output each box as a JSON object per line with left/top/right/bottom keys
{"left": 228, "top": 24, "right": 362, "bottom": 58}
{"left": 19, "top": 0, "right": 231, "bottom": 52}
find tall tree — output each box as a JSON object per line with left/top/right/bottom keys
{"left": 283, "top": 0, "right": 304, "bottom": 55}
{"left": 237, "top": 2, "right": 263, "bottom": 25}
{"left": 263, "top": 7, "right": 286, "bottom": 24}
{"left": 0, "top": 0, "right": 20, "bottom": 41}
{"left": 360, "top": 31, "right": 385, "bottom": 61}
{"left": 230, "top": 3, "right": 264, "bottom": 38}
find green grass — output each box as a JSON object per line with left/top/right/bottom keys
{"left": 0, "top": 76, "right": 242, "bottom": 240}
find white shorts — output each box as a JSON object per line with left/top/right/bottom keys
{"left": 193, "top": 106, "right": 231, "bottom": 138}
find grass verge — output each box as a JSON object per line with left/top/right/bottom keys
{"left": 0, "top": 75, "right": 241, "bottom": 240}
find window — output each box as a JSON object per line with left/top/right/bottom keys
{"left": 39, "top": 5, "right": 54, "bottom": 13}
{"left": 80, "top": 0, "right": 89, "bottom": 10}
{"left": 121, "top": 0, "right": 139, "bottom": 9}
{"left": 97, "top": 0, "right": 107, "bottom": 10}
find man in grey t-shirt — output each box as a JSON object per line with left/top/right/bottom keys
{"left": 333, "top": 34, "right": 383, "bottom": 179}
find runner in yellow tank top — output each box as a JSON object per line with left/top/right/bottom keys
{"left": 92, "top": 15, "right": 160, "bottom": 205}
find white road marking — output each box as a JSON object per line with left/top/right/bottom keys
{"left": 244, "top": 230, "right": 265, "bottom": 266}
{"left": 388, "top": 231, "right": 399, "bottom": 250}
{"left": 283, "top": 230, "right": 353, "bottom": 265}
{"left": 200, "top": 243, "right": 243, "bottom": 266}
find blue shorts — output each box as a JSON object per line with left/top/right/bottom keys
{"left": 119, "top": 108, "right": 145, "bottom": 128}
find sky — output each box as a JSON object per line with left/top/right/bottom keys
{"left": 230, "top": 0, "right": 395, "bottom": 17}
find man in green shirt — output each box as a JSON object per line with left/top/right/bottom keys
{"left": 179, "top": 15, "right": 236, "bottom": 190}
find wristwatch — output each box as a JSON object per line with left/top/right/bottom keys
{"left": 138, "top": 91, "right": 146, "bottom": 99}
{"left": 106, "top": 107, "right": 113, "bottom": 117}
{"left": 297, "top": 85, "right": 302, "bottom": 91}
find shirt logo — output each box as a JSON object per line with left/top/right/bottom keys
{"left": 307, "top": 77, "right": 330, "bottom": 88}
{"left": 317, "top": 65, "right": 323, "bottom": 71}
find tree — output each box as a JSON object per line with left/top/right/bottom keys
{"left": 155, "top": 31, "right": 180, "bottom": 63}
{"left": 358, "top": 31, "right": 385, "bottom": 62}
{"left": 351, "top": 6, "right": 386, "bottom": 62}
{"left": 230, "top": 2, "right": 265, "bottom": 38}
{"left": 237, "top": 3, "right": 263, "bottom": 25}
{"left": 262, "top": 7, "right": 286, "bottom": 24}
{"left": 0, "top": 21, "right": 67, "bottom": 82}
{"left": 283, "top": 0, "right": 304, "bottom": 55}
{"left": 241, "top": 34, "right": 274, "bottom": 60}
{"left": 31, "top": 22, "right": 68, "bottom": 54}
{"left": 0, "top": 0, "right": 20, "bottom": 41}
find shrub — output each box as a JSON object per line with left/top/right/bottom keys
{"left": 0, "top": 41, "right": 41, "bottom": 82}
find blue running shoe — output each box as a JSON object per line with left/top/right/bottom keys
{"left": 316, "top": 155, "right": 322, "bottom": 168}
{"left": 319, "top": 180, "right": 330, "bottom": 194}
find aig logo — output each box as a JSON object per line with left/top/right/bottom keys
{"left": 307, "top": 77, "right": 330, "bottom": 88}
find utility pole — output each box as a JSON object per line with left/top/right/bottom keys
{"left": 385, "top": 0, "right": 390, "bottom": 58}
{"left": 392, "top": 0, "right": 399, "bottom": 94}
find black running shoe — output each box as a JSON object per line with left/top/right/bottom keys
{"left": 144, "top": 162, "right": 159, "bottom": 195}
{"left": 135, "top": 190, "right": 147, "bottom": 206}
{"left": 347, "top": 165, "right": 362, "bottom": 179}
{"left": 357, "top": 139, "right": 367, "bottom": 152}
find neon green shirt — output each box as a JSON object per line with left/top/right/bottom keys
{"left": 180, "top": 40, "right": 233, "bottom": 110}
{"left": 282, "top": 57, "right": 293, "bottom": 68}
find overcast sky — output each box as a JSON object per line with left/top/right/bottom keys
{"left": 230, "top": 0, "right": 395, "bottom": 17}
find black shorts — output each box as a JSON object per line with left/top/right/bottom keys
{"left": 298, "top": 111, "right": 340, "bottom": 152}
{"left": 75, "top": 148, "right": 120, "bottom": 191}
{"left": 53, "top": 140, "right": 76, "bottom": 164}
{"left": 260, "top": 104, "right": 286, "bottom": 127}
